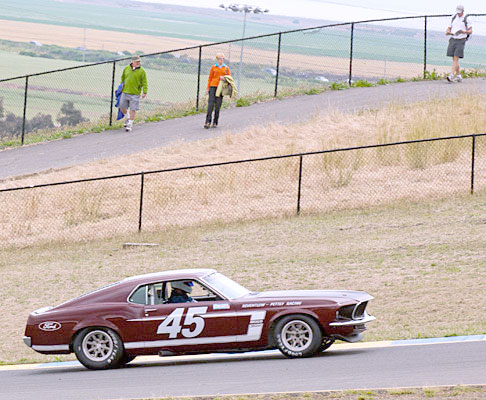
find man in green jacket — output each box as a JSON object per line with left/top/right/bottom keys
{"left": 120, "top": 56, "right": 148, "bottom": 132}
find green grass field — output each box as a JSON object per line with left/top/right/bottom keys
{"left": 1, "top": 0, "right": 486, "bottom": 81}
{"left": 0, "top": 0, "right": 293, "bottom": 46}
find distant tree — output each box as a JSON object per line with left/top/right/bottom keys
{"left": 0, "top": 99, "right": 55, "bottom": 138}
{"left": 27, "top": 113, "right": 55, "bottom": 132}
{"left": 3, "top": 112, "right": 23, "bottom": 136}
{"left": 57, "top": 102, "right": 87, "bottom": 126}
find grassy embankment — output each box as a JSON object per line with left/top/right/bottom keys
{"left": 0, "top": 94, "right": 485, "bottom": 364}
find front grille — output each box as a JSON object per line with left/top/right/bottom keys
{"left": 337, "top": 305, "right": 355, "bottom": 320}
{"left": 337, "top": 301, "right": 368, "bottom": 320}
{"left": 354, "top": 301, "right": 367, "bottom": 319}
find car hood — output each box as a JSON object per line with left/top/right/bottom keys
{"left": 242, "top": 290, "right": 373, "bottom": 304}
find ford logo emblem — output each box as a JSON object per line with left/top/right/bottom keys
{"left": 39, "top": 321, "right": 61, "bottom": 331}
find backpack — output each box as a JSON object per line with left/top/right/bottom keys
{"left": 451, "top": 14, "right": 471, "bottom": 41}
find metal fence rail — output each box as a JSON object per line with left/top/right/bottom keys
{"left": 1, "top": 14, "right": 485, "bottom": 145}
{"left": 1, "top": 133, "right": 484, "bottom": 248}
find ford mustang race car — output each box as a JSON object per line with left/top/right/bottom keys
{"left": 24, "top": 269, "right": 375, "bottom": 370}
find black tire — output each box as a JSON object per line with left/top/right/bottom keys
{"left": 319, "top": 337, "right": 335, "bottom": 352}
{"left": 274, "top": 315, "right": 322, "bottom": 358}
{"left": 120, "top": 354, "right": 136, "bottom": 366}
{"left": 73, "top": 328, "right": 124, "bottom": 370}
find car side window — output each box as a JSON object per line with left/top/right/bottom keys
{"left": 129, "top": 285, "right": 147, "bottom": 305}
{"left": 189, "top": 280, "right": 222, "bottom": 302}
{"left": 130, "top": 280, "right": 223, "bottom": 305}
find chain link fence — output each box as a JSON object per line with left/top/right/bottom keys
{"left": 1, "top": 14, "right": 485, "bottom": 146}
{"left": 1, "top": 134, "right": 484, "bottom": 248}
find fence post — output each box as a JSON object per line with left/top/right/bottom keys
{"left": 471, "top": 135, "right": 476, "bottom": 195}
{"left": 424, "top": 16, "right": 428, "bottom": 79}
{"left": 296, "top": 156, "right": 303, "bottom": 215}
{"left": 138, "top": 172, "right": 145, "bottom": 232}
{"left": 196, "top": 46, "right": 202, "bottom": 112}
{"left": 349, "top": 23, "right": 355, "bottom": 85}
{"left": 274, "top": 33, "right": 282, "bottom": 97}
{"left": 109, "top": 61, "right": 116, "bottom": 126}
{"left": 21, "top": 76, "right": 29, "bottom": 145}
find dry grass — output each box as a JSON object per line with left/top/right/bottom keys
{"left": 0, "top": 94, "right": 485, "bottom": 247}
{"left": 1, "top": 190, "right": 486, "bottom": 364}
{"left": 0, "top": 19, "right": 447, "bottom": 79}
{"left": 4, "top": 93, "right": 486, "bottom": 187}
{"left": 1, "top": 94, "right": 485, "bottom": 364}
{"left": 142, "top": 385, "right": 486, "bottom": 399}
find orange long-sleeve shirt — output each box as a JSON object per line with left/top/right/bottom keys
{"left": 207, "top": 64, "right": 231, "bottom": 90}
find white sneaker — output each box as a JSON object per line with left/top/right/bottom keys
{"left": 446, "top": 74, "right": 454, "bottom": 82}
{"left": 123, "top": 120, "right": 129, "bottom": 128}
{"left": 453, "top": 75, "right": 463, "bottom": 82}
{"left": 125, "top": 124, "right": 132, "bottom": 132}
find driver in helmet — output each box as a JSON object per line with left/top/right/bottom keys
{"left": 168, "top": 280, "right": 196, "bottom": 303}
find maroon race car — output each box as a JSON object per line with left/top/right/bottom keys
{"left": 24, "top": 269, "right": 375, "bottom": 370}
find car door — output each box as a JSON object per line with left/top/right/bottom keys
{"left": 142, "top": 280, "right": 248, "bottom": 353}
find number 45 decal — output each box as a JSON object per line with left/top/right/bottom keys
{"left": 157, "top": 307, "right": 208, "bottom": 338}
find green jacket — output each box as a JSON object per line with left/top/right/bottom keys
{"left": 121, "top": 64, "right": 148, "bottom": 95}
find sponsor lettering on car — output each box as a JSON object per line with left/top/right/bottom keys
{"left": 242, "top": 303, "right": 266, "bottom": 308}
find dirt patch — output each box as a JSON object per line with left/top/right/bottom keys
{"left": 149, "top": 386, "right": 486, "bottom": 400}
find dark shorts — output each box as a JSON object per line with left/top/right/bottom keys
{"left": 447, "top": 38, "right": 466, "bottom": 58}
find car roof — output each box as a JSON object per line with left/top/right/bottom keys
{"left": 55, "top": 269, "right": 218, "bottom": 308}
{"left": 121, "top": 268, "right": 217, "bottom": 286}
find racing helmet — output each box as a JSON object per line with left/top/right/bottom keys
{"left": 171, "top": 280, "right": 194, "bottom": 294}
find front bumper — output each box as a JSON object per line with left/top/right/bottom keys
{"left": 329, "top": 314, "right": 376, "bottom": 327}
{"left": 23, "top": 336, "right": 32, "bottom": 347}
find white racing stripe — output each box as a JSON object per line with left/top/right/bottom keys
{"left": 125, "top": 310, "right": 266, "bottom": 349}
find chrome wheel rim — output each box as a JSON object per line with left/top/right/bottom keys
{"left": 82, "top": 330, "right": 114, "bottom": 362}
{"left": 281, "top": 320, "right": 313, "bottom": 352}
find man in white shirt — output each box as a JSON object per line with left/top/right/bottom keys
{"left": 446, "top": 5, "right": 472, "bottom": 82}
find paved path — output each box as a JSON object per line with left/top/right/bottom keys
{"left": 1, "top": 79, "right": 485, "bottom": 180}
{"left": 1, "top": 337, "right": 485, "bottom": 400}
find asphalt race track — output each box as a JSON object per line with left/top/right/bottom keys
{"left": 1, "top": 336, "right": 485, "bottom": 400}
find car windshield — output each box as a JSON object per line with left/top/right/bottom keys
{"left": 202, "top": 272, "right": 250, "bottom": 299}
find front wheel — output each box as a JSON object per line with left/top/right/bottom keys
{"left": 120, "top": 354, "right": 136, "bottom": 366}
{"left": 274, "top": 315, "right": 322, "bottom": 358}
{"left": 73, "top": 328, "right": 124, "bottom": 370}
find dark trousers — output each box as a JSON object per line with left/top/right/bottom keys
{"left": 205, "top": 86, "right": 223, "bottom": 124}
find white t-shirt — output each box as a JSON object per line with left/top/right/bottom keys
{"left": 448, "top": 13, "right": 472, "bottom": 40}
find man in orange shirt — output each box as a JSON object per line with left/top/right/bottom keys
{"left": 205, "top": 53, "right": 231, "bottom": 129}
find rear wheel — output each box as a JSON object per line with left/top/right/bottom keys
{"left": 73, "top": 328, "right": 124, "bottom": 370}
{"left": 274, "top": 315, "right": 322, "bottom": 358}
